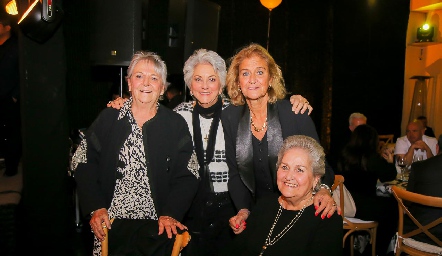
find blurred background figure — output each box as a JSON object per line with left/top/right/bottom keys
{"left": 337, "top": 124, "right": 398, "bottom": 256}
{"left": 165, "top": 83, "right": 184, "bottom": 109}
{"left": 416, "top": 115, "right": 435, "bottom": 138}
{"left": 407, "top": 154, "right": 442, "bottom": 245}
{"left": 349, "top": 112, "right": 367, "bottom": 132}
{"left": 0, "top": 12, "right": 21, "bottom": 177}
{"left": 394, "top": 120, "right": 439, "bottom": 167}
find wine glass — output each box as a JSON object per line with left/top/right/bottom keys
{"left": 396, "top": 156, "right": 407, "bottom": 181}
{"left": 413, "top": 155, "right": 424, "bottom": 162}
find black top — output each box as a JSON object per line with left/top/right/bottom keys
{"left": 0, "top": 35, "right": 19, "bottom": 99}
{"left": 424, "top": 126, "right": 435, "bottom": 137}
{"left": 222, "top": 100, "right": 334, "bottom": 211}
{"left": 221, "top": 194, "right": 342, "bottom": 256}
{"left": 74, "top": 104, "right": 199, "bottom": 221}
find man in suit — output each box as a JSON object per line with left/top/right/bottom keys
{"left": 416, "top": 116, "right": 436, "bottom": 138}
{"left": 406, "top": 154, "right": 442, "bottom": 245}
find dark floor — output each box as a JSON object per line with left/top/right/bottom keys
{"left": 0, "top": 160, "right": 94, "bottom": 256}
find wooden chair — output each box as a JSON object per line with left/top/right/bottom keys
{"left": 378, "top": 134, "right": 394, "bottom": 152}
{"left": 333, "top": 175, "right": 378, "bottom": 256}
{"left": 101, "top": 219, "right": 191, "bottom": 256}
{"left": 391, "top": 186, "right": 442, "bottom": 256}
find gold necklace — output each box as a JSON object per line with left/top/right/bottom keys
{"left": 259, "top": 196, "right": 313, "bottom": 256}
{"left": 251, "top": 117, "right": 267, "bottom": 132}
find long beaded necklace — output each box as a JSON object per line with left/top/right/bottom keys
{"left": 259, "top": 196, "right": 313, "bottom": 256}
{"left": 251, "top": 117, "right": 268, "bottom": 132}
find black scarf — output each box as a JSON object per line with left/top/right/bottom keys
{"left": 192, "top": 96, "right": 222, "bottom": 177}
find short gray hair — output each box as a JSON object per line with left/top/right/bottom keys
{"left": 126, "top": 51, "right": 168, "bottom": 89}
{"left": 276, "top": 135, "right": 325, "bottom": 179}
{"left": 349, "top": 112, "right": 367, "bottom": 126}
{"left": 183, "top": 49, "right": 226, "bottom": 90}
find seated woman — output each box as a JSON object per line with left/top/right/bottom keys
{"left": 72, "top": 51, "right": 199, "bottom": 256}
{"left": 337, "top": 124, "right": 398, "bottom": 256}
{"left": 221, "top": 135, "right": 342, "bottom": 256}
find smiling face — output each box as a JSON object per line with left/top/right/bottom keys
{"left": 238, "top": 54, "right": 272, "bottom": 102}
{"left": 128, "top": 60, "right": 164, "bottom": 105}
{"left": 277, "top": 148, "right": 319, "bottom": 203}
{"left": 190, "top": 63, "right": 222, "bottom": 108}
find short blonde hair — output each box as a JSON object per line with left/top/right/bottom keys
{"left": 226, "top": 43, "right": 287, "bottom": 106}
{"left": 126, "top": 51, "right": 168, "bottom": 89}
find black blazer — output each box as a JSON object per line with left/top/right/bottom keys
{"left": 75, "top": 105, "right": 199, "bottom": 221}
{"left": 222, "top": 100, "right": 334, "bottom": 211}
{"left": 406, "top": 154, "right": 442, "bottom": 244}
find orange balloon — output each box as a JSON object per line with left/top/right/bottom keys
{"left": 260, "top": 0, "right": 282, "bottom": 10}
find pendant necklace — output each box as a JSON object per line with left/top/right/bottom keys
{"left": 259, "top": 196, "right": 313, "bottom": 256}
{"left": 251, "top": 116, "right": 268, "bottom": 132}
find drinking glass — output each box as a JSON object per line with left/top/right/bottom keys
{"left": 413, "top": 155, "right": 424, "bottom": 162}
{"left": 396, "top": 156, "right": 407, "bottom": 181}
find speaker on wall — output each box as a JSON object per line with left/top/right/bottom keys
{"left": 89, "top": 0, "right": 147, "bottom": 66}
{"left": 183, "top": 0, "right": 221, "bottom": 63}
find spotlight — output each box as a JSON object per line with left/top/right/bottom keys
{"left": 416, "top": 23, "right": 434, "bottom": 42}
{"left": 17, "top": 0, "right": 63, "bottom": 43}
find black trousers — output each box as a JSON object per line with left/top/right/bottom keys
{"left": 183, "top": 192, "right": 236, "bottom": 256}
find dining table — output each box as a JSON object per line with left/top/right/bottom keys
{"left": 376, "top": 174, "right": 408, "bottom": 197}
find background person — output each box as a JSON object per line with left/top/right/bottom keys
{"left": 348, "top": 112, "right": 367, "bottom": 132}
{"left": 394, "top": 120, "right": 439, "bottom": 167}
{"left": 222, "top": 43, "right": 337, "bottom": 235}
{"left": 72, "top": 51, "right": 199, "bottom": 255}
{"left": 337, "top": 124, "right": 398, "bottom": 256}
{"left": 0, "top": 13, "right": 21, "bottom": 177}
{"left": 416, "top": 115, "right": 435, "bottom": 137}
{"left": 406, "top": 154, "right": 442, "bottom": 245}
{"left": 221, "top": 135, "right": 342, "bottom": 256}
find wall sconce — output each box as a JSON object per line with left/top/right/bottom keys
{"left": 17, "top": 0, "right": 63, "bottom": 43}
{"left": 416, "top": 23, "right": 434, "bottom": 42}
{"left": 5, "top": 0, "right": 18, "bottom": 15}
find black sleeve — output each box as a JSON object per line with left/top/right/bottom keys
{"left": 222, "top": 106, "right": 253, "bottom": 211}
{"left": 162, "top": 117, "right": 200, "bottom": 221}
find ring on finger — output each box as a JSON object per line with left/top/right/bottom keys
{"left": 332, "top": 203, "right": 337, "bottom": 206}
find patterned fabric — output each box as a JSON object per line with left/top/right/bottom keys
{"left": 174, "top": 99, "right": 229, "bottom": 193}
{"left": 87, "top": 99, "right": 156, "bottom": 256}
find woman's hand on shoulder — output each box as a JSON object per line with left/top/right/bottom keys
{"left": 289, "top": 95, "right": 313, "bottom": 115}
{"left": 89, "top": 208, "right": 112, "bottom": 241}
{"left": 229, "top": 209, "right": 249, "bottom": 235}
{"left": 106, "top": 97, "right": 127, "bottom": 110}
{"left": 313, "top": 188, "right": 341, "bottom": 219}
{"left": 158, "top": 216, "right": 187, "bottom": 239}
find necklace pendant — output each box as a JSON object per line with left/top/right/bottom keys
{"left": 259, "top": 246, "right": 267, "bottom": 256}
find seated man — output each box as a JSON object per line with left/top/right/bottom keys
{"left": 394, "top": 120, "right": 438, "bottom": 166}
{"left": 416, "top": 116, "right": 435, "bottom": 138}
{"left": 406, "top": 154, "right": 442, "bottom": 245}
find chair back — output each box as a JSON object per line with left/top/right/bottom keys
{"left": 378, "top": 134, "right": 394, "bottom": 152}
{"left": 332, "top": 175, "right": 345, "bottom": 218}
{"left": 391, "top": 186, "right": 442, "bottom": 254}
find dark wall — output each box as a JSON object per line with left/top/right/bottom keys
{"left": 63, "top": 0, "right": 409, "bottom": 151}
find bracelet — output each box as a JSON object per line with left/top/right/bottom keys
{"left": 318, "top": 184, "right": 333, "bottom": 195}
{"left": 238, "top": 209, "right": 250, "bottom": 216}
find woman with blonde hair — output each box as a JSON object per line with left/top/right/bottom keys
{"left": 222, "top": 43, "right": 338, "bottom": 235}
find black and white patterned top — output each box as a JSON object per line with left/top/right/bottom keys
{"left": 174, "top": 99, "right": 230, "bottom": 193}
{"left": 108, "top": 98, "right": 157, "bottom": 220}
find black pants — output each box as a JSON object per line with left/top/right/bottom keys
{"left": 183, "top": 192, "right": 236, "bottom": 256}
